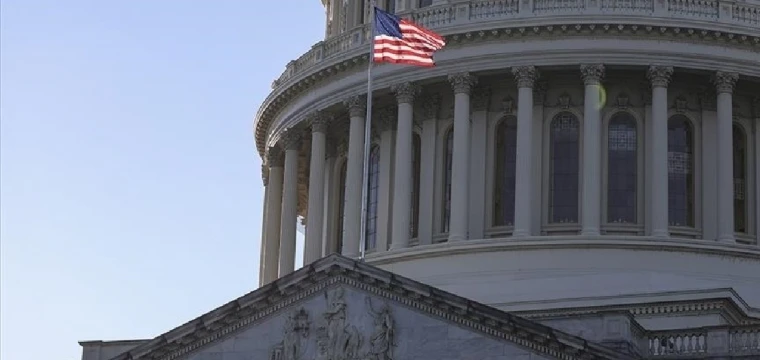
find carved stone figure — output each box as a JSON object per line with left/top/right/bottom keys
{"left": 323, "top": 288, "right": 363, "bottom": 360}
{"left": 366, "top": 297, "right": 395, "bottom": 360}
{"left": 270, "top": 308, "right": 310, "bottom": 360}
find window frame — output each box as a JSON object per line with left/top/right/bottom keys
{"left": 542, "top": 109, "right": 584, "bottom": 234}
{"left": 490, "top": 115, "right": 519, "bottom": 230}
{"left": 666, "top": 112, "right": 702, "bottom": 238}
{"left": 601, "top": 109, "right": 645, "bottom": 235}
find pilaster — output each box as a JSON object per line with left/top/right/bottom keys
{"left": 713, "top": 71, "right": 739, "bottom": 243}
{"left": 342, "top": 95, "right": 367, "bottom": 257}
{"left": 580, "top": 64, "right": 605, "bottom": 236}
{"left": 512, "top": 66, "right": 539, "bottom": 237}
{"left": 646, "top": 65, "right": 674, "bottom": 238}
{"left": 447, "top": 73, "right": 477, "bottom": 242}
{"left": 391, "top": 82, "right": 419, "bottom": 250}
{"left": 418, "top": 94, "right": 440, "bottom": 245}
{"left": 278, "top": 130, "right": 302, "bottom": 276}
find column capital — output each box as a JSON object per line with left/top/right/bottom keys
{"left": 713, "top": 71, "right": 739, "bottom": 94}
{"left": 448, "top": 72, "right": 478, "bottom": 95}
{"left": 421, "top": 94, "right": 441, "bottom": 119}
{"left": 580, "top": 64, "right": 605, "bottom": 85}
{"left": 391, "top": 82, "right": 419, "bottom": 104}
{"left": 647, "top": 66, "right": 674, "bottom": 88}
{"left": 267, "top": 146, "right": 284, "bottom": 167}
{"left": 279, "top": 129, "right": 302, "bottom": 150}
{"left": 309, "top": 112, "right": 331, "bottom": 133}
{"left": 512, "top": 66, "right": 539, "bottom": 88}
{"left": 343, "top": 95, "right": 367, "bottom": 117}
{"left": 472, "top": 87, "right": 491, "bottom": 111}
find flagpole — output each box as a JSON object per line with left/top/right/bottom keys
{"left": 359, "top": 1, "right": 377, "bottom": 261}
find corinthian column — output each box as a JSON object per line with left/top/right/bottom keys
{"left": 305, "top": 113, "right": 330, "bottom": 264}
{"left": 259, "top": 166, "right": 269, "bottom": 286}
{"left": 342, "top": 96, "right": 367, "bottom": 257}
{"left": 447, "top": 73, "right": 477, "bottom": 242}
{"left": 278, "top": 130, "right": 301, "bottom": 276}
{"left": 262, "top": 147, "right": 284, "bottom": 284}
{"left": 580, "top": 64, "right": 605, "bottom": 236}
{"left": 714, "top": 71, "right": 739, "bottom": 243}
{"left": 391, "top": 82, "right": 419, "bottom": 249}
{"left": 647, "top": 66, "right": 674, "bottom": 238}
{"left": 511, "top": 66, "right": 538, "bottom": 237}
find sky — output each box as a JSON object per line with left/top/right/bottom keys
{"left": 0, "top": 1, "right": 324, "bottom": 359}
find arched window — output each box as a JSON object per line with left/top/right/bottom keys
{"left": 365, "top": 146, "right": 380, "bottom": 250}
{"left": 733, "top": 123, "right": 748, "bottom": 233}
{"left": 442, "top": 128, "right": 454, "bottom": 232}
{"left": 411, "top": 133, "right": 421, "bottom": 238}
{"left": 607, "top": 112, "right": 638, "bottom": 224}
{"left": 493, "top": 117, "right": 518, "bottom": 226}
{"left": 336, "top": 160, "right": 347, "bottom": 253}
{"left": 667, "top": 115, "right": 695, "bottom": 227}
{"left": 549, "top": 112, "right": 580, "bottom": 223}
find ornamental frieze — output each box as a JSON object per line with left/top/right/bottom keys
{"left": 269, "top": 288, "right": 397, "bottom": 360}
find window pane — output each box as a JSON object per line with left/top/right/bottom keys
{"left": 442, "top": 129, "right": 454, "bottom": 232}
{"left": 733, "top": 124, "right": 747, "bottom": 233}
{"left": 494, "top": 117, "right": 517, "bottom": 226}
{"left": 411, "top": 133, "right": 421, "bottom": 238}
{"left": 667, "top": 115, "right": 694, "bottom": 227}
{"left": 607, "top": 112, "right": 637, "bottom": 224}
{"left": 549, "top": 112, "right": 580, "bottom": 223}
{"left": 365, "top": 146, "right": 380, "bottom": 250}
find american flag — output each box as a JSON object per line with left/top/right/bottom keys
{"left": 373, "top": 7, "right": 446, "bottom": 67}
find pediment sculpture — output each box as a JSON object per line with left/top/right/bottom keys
{"left": 269, "top": 288, "right": 396, "bottom": 360}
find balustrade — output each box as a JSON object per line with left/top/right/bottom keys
{"left": 646, "top": 325, "right": 760, "bottom": 358}
{"left": 266, "top": 0, "right": 759, "bottom": 92}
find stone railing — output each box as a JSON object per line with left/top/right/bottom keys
{"left": 646, "top": 325, "right": 760, "bottom": 358}
{"left": 269, "top": 0, "right": 760, "bottom": 91}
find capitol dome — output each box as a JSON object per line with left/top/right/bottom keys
{"left": 250, "top": 0, "right": 760, "bottom": 357}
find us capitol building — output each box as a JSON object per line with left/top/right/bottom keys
{"left": 79, "top": 1, "right": 760, "bottom": 359}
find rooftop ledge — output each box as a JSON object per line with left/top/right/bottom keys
{"left": 252, "top": 0, "right": 759, "bottom": 156}
{"left": 269, "top": 0, "right": 760, "bottom": 91}
{"left": 363, "top": 235, "right": 760, "bottom": 265}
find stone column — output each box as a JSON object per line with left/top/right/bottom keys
{"left": 376, "top": 107, "right": 396, "bottom": 252}
{"left": 447, "top": 73, "right": 477, "bottom": 242}
{"left": 391, "top": 82, "right": 419, "bottom": 249}
{"left": 715, "top": 71, "right": 740, "bottom": 243}
{"left": 418, "top": 95, "right": 440, "bottom": 245}
{"left": 278, "top": 130, "right": 301, "bottom": 276}
{"left": 262, "top": 148, "right": 284, "bottom": 284}
{"left": 580, "top": 64, "right": 605, "bottom": 236}
{"left": 322, "top": 142, "right": 337, "bottom": 257}
{"left": 511, "top": 66, "right": 539, "bottom": 237}
{"left": 647, "top": 66, "right": 674, "bottom": 238}
{"left": 258, "top": 165, "right": 269, "bottom": 286}
{"left": 342, "top": 96, "right": 367, "bottom": 257}
{"left": 305, "top": 114, "right": 330, "bottom": 264}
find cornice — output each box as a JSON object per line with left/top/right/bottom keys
{"left": 112, "top": 255, "right": 634, "bottom": 360}
{"left": 253, "top": 22, "right": 760, "bottom": 156}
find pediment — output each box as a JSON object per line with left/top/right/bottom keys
{"left": 111, "top": 255, "right": 632, "bottom": 360}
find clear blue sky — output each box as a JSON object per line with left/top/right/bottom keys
{"left": 0, "top": 1, "right": 323, "bottom": 359}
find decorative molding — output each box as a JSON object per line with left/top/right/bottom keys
{"left": 267, "top": 146, "right": 284, "bottom": 167}
{"left": 615, "top": 92, "right": 631, "bottom": 109}
{"left": 580, "top": 64, "right": 605, "bottom": 85}
{"left": 269, "top": 308, "right": 311, "bottom": 360}
{"left": 471, "top": 87, "right": 491, "bottom": 111}
{"left": 647, "top": 66, "right": 674, "bottom": 88}
{"left": 261, "top": 164, "right": 269, "bottom": 186}
{"left": 344, "top": 95, "right": 367, "bottom": 118}
{"left": 713, "top": 71, "right": 740, "bottom": 94}
{"left": 391, "top": 82, "right": 419, "bottom": 104}
{"left": 698, "top": 88, "right": 717, "bottom": 111}
{"left": 555, "top": 92, "right": 574, "bottom": 109}
{"left": 672, "top": 95, "right": 690, "bottom": 113}
{"left": 421, "top": 94, "right": 441, "bottom": 120}
{"left": 374, "top": 105, "right": 397, "bottom": 132}
{"left": 501, "top": 95, "right": 516, "bottom": 115}
{"left": 254, "top": 23, "right": 760, "bottom": 156}
{"left": 448, "top": 72, "right": 477, "bottom": 95}
{"left": 512, "top": 66, "right": 539, "bottom": 88}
